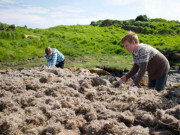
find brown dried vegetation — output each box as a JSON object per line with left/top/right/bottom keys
{"left": 0, "top": 66, "right": 179, "bottom": 135}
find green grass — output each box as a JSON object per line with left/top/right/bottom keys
{"left": 0, "top": 18, "right": 179, "bottom": 70}
{"left": 65, "top": 54, "right": 132, "bottom": 70}
{"left": 0, "top": 58, "right": 46, "bottom": 70}
{"left": 0, "top": 54, "right": 133, "bottom": 71}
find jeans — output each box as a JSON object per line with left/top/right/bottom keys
{"left": 148, "top": 72, "right": 168, "bottom": 91}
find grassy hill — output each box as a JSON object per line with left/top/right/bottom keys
{"left": 0, "top": 17, "right": 180, "bottom": 70}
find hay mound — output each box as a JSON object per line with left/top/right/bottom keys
{"left": 0, "top": 66, "right": 179, "bottom": 134}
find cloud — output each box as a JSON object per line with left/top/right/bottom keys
{"left": 51, "top": 11, "right": 71, "bottom": 18}
{"left": 104, "top": 0, "right": 140, "bottom": 6}
{"left": 0, "top": 5, "right": 90, "bottom": 28}
{"left": 19, "top": 6, "right": 49, "bottom": 14}
{"left": 52, "top": 6, "right": 85, "bottom": 13}
{"left": 0, "top": 0, "right": 179, "bottom": 29}
{"left": 103, "top": 0, "right": 180, "bottom": 21}
{"left": 49, "top": 17, "right": 98, "bottom": 26}
{"left": 141, "top": 0, "right": 180, "bottom": 20}
{"left": 50, "top": 6, "right": 86, "bottom": 19}
{"left": 0, "top": 0, "right": 16, "bottom": 4}
{"left": 0, "top": 7, "right": 49, "bottom": 28}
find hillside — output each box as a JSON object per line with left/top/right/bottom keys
{"left": 0, "top": 17, "right": 180, "bottom": 135}
{"left": 0, "top": 17, "right": 180, "bottom": 69}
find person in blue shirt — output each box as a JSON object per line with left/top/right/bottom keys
{"left": 44, "top": 47, "right": 65, "bottom": 68}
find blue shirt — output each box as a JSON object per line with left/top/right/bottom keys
{"left": 44, "top": 48, "right": 65, "bottom": 68}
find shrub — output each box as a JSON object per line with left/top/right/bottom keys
{"left": 176, "top": 28, "right": 180, "bottom": 34}
{"left": 0, "top": 30, "right": 18, "bottom": 39}
{"left": 123, "top": 21, "right": 130, "bottom": 25}
{"left": 100, "top": 20, "right": 113, "bottom": 27}
{"left": 158, "top": 29, "right": 175, "bottom": 35}
{"left": 115, "top": 48, "right": 127, "bottom": 54}
{"left": 112, "top": 21, "right": 122, "bottom": 27}
{"left": 150, "top": 18, "right": 167, "bottom": 22}
{"left": 90, "top": 21, "right": 98, "bottom": 26}
{"left": 135, "top": 15, "right": 149, "bottom": 22}
{"left": 142, "top": 27, "right": 158, "bottom": 34}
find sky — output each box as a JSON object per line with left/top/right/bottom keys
{"left": 0, "top": 0, "right": 180, "bottom": 29}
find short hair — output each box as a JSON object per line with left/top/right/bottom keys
{"left": 121, "top": 31, "right": 139, "bottom": 44}
{"left": 45, "top": 47, "right": 52, "bottom": 55}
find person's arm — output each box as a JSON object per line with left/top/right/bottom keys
{"left": 51, "top": 53, "right": 57, "bottom": 68}
{"left": 45, "top": 55, "right": 51, "bottom": 67}
{"left": 125, "top": 63, "right": 139, "bottom": 80}
{"left": 133, "top": 62, "right": 147, "bottom": 85}
{"left": 47, "top": 60, "right": 51, "bottom": 67}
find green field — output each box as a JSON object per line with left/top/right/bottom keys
{"left": 0, "top": 17, "right": 180, "bottom": 70}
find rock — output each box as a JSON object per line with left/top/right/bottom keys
{"left": 0, "top": 25, "right": 5, "bottom": 30}
{"left": 8, "top": 24, "right": 15, "bottom": 30}
{"left": 0, "top": 70, "right": 6, "bottom": 74}
{"left": 67, "top": 66, "right": 77, "bottom": 72}
{"left": 151, "top": 130, "right": 172, "bottom": 135}
{"left": 89, "top": 68, "right": 111, "bottom": 76}
{"left": 169, "top": 70, "right": 178, "bottom": 74}
{"left": 24, "top": 34, "right": 40, "bottom": 40}
{"left": 173, "top": 52, "right": 180, "bottom": 60}
{"left": 122, "top": 25, "right": 143, "bottom": 33}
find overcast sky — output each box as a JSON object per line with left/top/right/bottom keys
{"left": 0, "top": 0, "right": 180, "bottom": 29}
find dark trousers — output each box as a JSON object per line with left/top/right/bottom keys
{"left": 55, "top": 60, "right": 65, "bottom": 69}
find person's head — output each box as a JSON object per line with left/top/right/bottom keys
{"left": 121, "top": 31, "right": 139, "bottom": 52}
{"left": 45, "top": 47, "right": 53, "bottom": 56}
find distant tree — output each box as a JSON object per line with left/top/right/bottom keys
{"left": 90, "top": 21, "right": 97, "bottom": 26}
{"left": 135, "top": 15, "right": 149, "bottom": 22}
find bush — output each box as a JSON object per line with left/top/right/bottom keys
{"left": 142, "top": 27, "right": 158, "bottom": 34}
{"left": 134, "top": 21, "right": 150, "bottom": 27}
{"left": 123, "top": 21, "right": 130, "bottom": 25}
{"left": 112, "top": 21, "right": 122, "bottom": 27}
{"left": 115, "top": 48, "right": 127, "bottom": 54}
{"left": 150, "top": 18, "right": 167, "bottom": 22}
{"left": 100, "top": 20, "right": 113, "bottom": 27}
{"left": 90, "top": 21, "right": 97, "bottom": 26}
{"left": 90, "top": 20, "right": 104, "bottom": 26}
{"left": 135, "top": 15, "right": 149, "bottom": 22}
{"left": 176, "top": 28, "right": 180, "bottom": 34}
{"left": 158, "top": 29, "right": 175, "bottom": 35}
{"left": 0, "top": 30, "right": 18, "bottom": 39}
